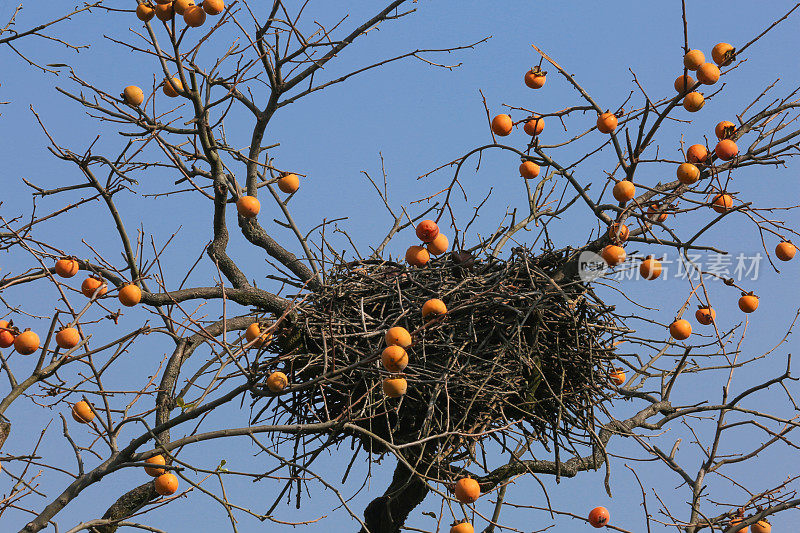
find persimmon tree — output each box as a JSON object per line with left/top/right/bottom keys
{"left": 1, "top": 2, "right": 799, "bottom": 533}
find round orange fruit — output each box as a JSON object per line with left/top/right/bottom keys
{"left": 426, "top": 234, "right": 449, "bottom": 256}
{"left": 523, "top": 116, "right": 545, "bottom": 136}
{"left": 596, "top": 112, "right": 618, "bottom": 134}
{"left": 405, "top": 245, "right": 430, "bottom": 267}
{"left": 55, "top": 258, "right": 80, "bottom": 278}
{"left": 154, "top": 473, "right": 179, "bottom": 496}
{"left": 683, "top": 92, "right": 705, "bottom": 112}
{"left": 524, "top": 69, "right": 546, "bottom": 89}
{"left": 385, "top": 327, "right": 412, "bottom": 348}
{"left": 454, "top": 477, "right": 480, "bottom": 504}
{"left": 519, "top": 161, "right": 540, "bottom": 179}
{"left": 382, "top": 377, "right": 407, "bottom": 398}
{"left": 236, "top": 195, "right": 260, "bottom": 218}
{"left": 683, "top": 49, "right": 705, "bottom": 70}
{"left": 775, "top": 241, "right": 796, "bottom": 261}
{"left": 381, "top": 345, "right": 408, "bottom": 372}
{"left": 669, "top": 319, "right": 692, "bottom": 341}
{"left": 711, "top": 42, "right": 734, "bottom": 66}
{"left": 612, "top": 181, "right": 635, "bottom": 203}
{"left": 677, "top": 162, "right": 700, "bottom": 184}
{"left": 56, "top": 327, "right": 80, "bottom": 350}
{"left": 416, "top": 220, "right": 440, "bottom": 243}
{"left": 601, "top": 245, "right": 626, "bottom": 267}
{"left": 491, "top": 114, "right": 513, "bottom": 136}
{"left": 278, "top": 173, "right": 299, "bottom": 194}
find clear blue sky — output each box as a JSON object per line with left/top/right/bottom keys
{"left": 1, "top": 1, "right": 799, "bottom": 531}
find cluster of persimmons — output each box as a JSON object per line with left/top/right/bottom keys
{"left": 0, "top": 258, "right": 143, "bottom": 362}
{"left": 127, "top": 0, "right": 307, "bottom": 219}
{"left": 489, "top": 44, "right": 796, "bottom": 352}
{"left": 391, "top": 219, "right": 450, "bottom": 398}
{"left": 134, "top": 0, "right": 224, "bottom": 27}
{"left": 434, "top": 40, "right": 792, "bottom": 531}
{"left": 0, "top": 256, "right": 184, "bottom": 495}
{"left": 4, "top": 0, "right": 315, "bottom": 500}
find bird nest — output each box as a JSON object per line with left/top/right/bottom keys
{"left": 252, "top": 247, "right": 625, "bottom": 460}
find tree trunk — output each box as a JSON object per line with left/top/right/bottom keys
{"left": 359, "top": 461, "right": 429, "bottom": 533}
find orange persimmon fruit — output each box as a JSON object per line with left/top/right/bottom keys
{"left": 608, "top": 223, "right": 629, "bottom": 243}
{"left": 751, "top": 519, "right": 771, "bottom": 533}
{"left": 601, "top": 245, "right": 626, "bottom": 267}
{"left": 71, "top": 400, "right": 95, "bottom": 423}
{"left": 14, "top": 330, "right": 40, "bottom": 355}
{"left": 588, "top": 506, "right": 610, "bottom": 528}
{"left": 775, "top": 241, "right": 796, "bottom": 261}
{"left": 674, "top": 74, "right": 695, "bottom": 93}
{"left": 695, "top": 306, "right": 716, "bottom": 325}
{"left": 715, "top": 139, "right": 738, "bottom": 161}
{"left": 236, "top": 195, "right": 260, "bottom": 218}
{"left": 491, "top": 114, "right": 513, "bottom": 136}
{"left": 730, "top": 518, "right": 749, "bottom": 533}
{"left": 154, "top": 3, "right": 174, "bottom": 21}
{"left": 155, "top": 473, "right": 179, "bottom": 496}
{"left": 382, "top": 377, "right": 407, "bottom": 398}
{"left": 687, "top": 144, "right": 709, "bottom": 164}
{"left": 519, "top": 161, "right": 540, "bottom": 179}
{"left": 669, "top": 319, "right": 692, "bottom": 340}
{"left": 267, "top": 371, "right": 288, "bottom": 392}
{"left": 711, "top": 193, "right": 733, "bottom": 213}
{"left": 450, "top": 522, "right": 475, "bottom": 533}
{"left": 385, "top": 326, "right": 412, "bottom": 348}
{"left": 683, "top": 92, "right": 705, "bottom": 112}
{"left": 639, "top": 256, "right": 662, "bottom": 280}
{"left": 596, "top": 112, "right": 618, "bottom": 134}
{"left": 136, "top": 3, "right": 156, "bottom": 21}
{"left": 173, "top": 0, "right": 194, "bottom": 15}
{"left": 163, "top": 77, "right": 182, "bottom": 97}
{"left": 119, "top": 284, "right": 142, "bottom": 307}
{"left": 712, "top": 42, "right": 735, "bottom": 66}
{"left": 55, "top": 258, "right": 80, "bottom": 278}
{"left": 683, "top": 50, "right": 705, "bottom": 70}
{"left": 278, "top": 173, "right": 299, "bottom": 194}
{"left": 612, "top": 180, "right": 635, "bottom": 203}
{"left": 381, "top": 345, "right": 408, "bottom": 372}
{"left": 203, "top": 0, "right": 225, "bottom": 15}
{"left": 245, "top": 322, "right": 272, "bottom": 347}
{"left": 426, "top": 233, "right": 449, "bottom": 256}
{"left": 123, "top": 86, "right": 144, "bottom": 106}
{"left": 145, "top": 455, "right": 166, "bottom": 477}
{"left": 647, "top": 203, "right": 668, "bottom": 223}
{"left": 715, "top": 120, "right": 736, "bottom": 140}
{"left": 422, "top": 298, "right": 447, "bottom": 318}
{"left": 56, "top": 327, "right": 80, "bottom": 350}
{"left": 738, "top": 293, "right": 759, "bottom": 313}
{"left": 454, "top": 477, "right": 480, "bottom": 504}
{"left": 677, "top": 162, "right": 700, "bottom": 184}
{"left": 406, "top": 245, "right": 430, "bottom": 267}
{"left": 416, "top": 220, "right": 440, "bottom": 243}
{"left": 524, "top": 68, "right": 546, "bottom": 89}
{"left": 523, "top": 116, "right": 545, "bottom": 136}
{"left": 696, "top": 62, "right": 720, "bottom": 85}
{"left": 81, "top": 277, "right": 108, "bottom": 298}
{"left": 184, "top": 5, "right": 206, "bottom": 26}
{"left": 0, "top": 320, "right": 16, "bottom": 348}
